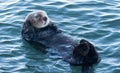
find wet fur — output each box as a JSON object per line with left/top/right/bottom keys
{"left": 22, "top": 21, "right": 78, "bottom": 54}
{"left": 22, "top": 11, "right": 100, "bottom": 73}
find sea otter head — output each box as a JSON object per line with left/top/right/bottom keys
{"left": 25, "top": 10, "right": 50, "bottom": 28}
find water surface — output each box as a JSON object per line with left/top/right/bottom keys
{"left": 0, "top": 0, "right": 120, "bottom": 73}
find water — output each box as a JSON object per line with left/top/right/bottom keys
{"left": 0, "top": 0, "right": 120, "bottom": 73}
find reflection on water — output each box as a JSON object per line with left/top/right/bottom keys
{"left": 0, "top": 0, "right": 120, "bottom": 73}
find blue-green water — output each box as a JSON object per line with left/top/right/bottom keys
{"left": 0, "top": 0, "right": 120, "bottom": 73}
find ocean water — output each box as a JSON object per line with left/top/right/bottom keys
{"left": 0, "top": 0, "right": 120, "bottom": 73}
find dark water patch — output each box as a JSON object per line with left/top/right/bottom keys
{"left": 96, "top": 32, "right": 120, "bottom": 45}
{"left": 73, "top": 26, "right": 112, "bottom": 40}
{"left": 99, "top": 14, "right": 118, "bottom": 21}
{"left": 99, "top": 18, "right": 120, "bottom": 29}
{"left": 98, "top": 7, "right": 120, "bottom": 14}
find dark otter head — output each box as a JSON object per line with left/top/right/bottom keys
{"left": 64, "top": 39, "right": 99, "bottom": 66}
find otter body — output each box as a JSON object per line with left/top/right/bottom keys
{"left": 22, "top": 10, "right": 100, "bottom": 73}
{"left": 22, "top": 21, "right": 78, "bottom": 56}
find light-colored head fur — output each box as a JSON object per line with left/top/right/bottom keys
{"left": 25, "top": 10, "right": 50, "bottom": 28}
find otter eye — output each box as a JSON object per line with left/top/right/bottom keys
{"left": 43, "top": 17, "right": 47, "bottom": 21}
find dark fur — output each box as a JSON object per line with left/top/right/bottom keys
{"left": 64, "top": 39, "right": 100, "bottom": 73}
{"left": 65, "top": 39, "right": 99, "bottom": 65}
{"left": 22, "top": 21, "right": 78, "bottom": 52}
{"left": 22, "top": 21, "right": 100, "bottom": 73}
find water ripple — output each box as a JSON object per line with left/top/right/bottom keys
{"left": 0, "top": 0, "right": 120, "bottom": 73}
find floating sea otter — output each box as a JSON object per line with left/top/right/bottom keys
{"left": 22, "top": 10, "right": 100, "bottom": 73}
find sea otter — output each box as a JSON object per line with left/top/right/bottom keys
{"left": 22, "top": 10, "right": 100, "bottom": 73}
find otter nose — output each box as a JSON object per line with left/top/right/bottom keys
{"left": 43, "top": 17, "right": 47, "bottom": 21}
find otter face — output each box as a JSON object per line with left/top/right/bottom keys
{"left": 25, "top": 10, "right": 50, "bottom": 28}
